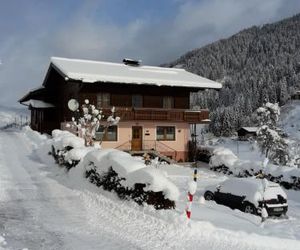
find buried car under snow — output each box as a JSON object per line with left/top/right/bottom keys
{"left": 204, "top": 177, "right": 288, "bottom": 217}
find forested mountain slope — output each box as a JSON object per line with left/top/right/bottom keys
{"left": 165, "top": 14, "right": 300, "bottom": 136}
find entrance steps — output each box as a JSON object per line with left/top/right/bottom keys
{"left": 127, "top": 150, "right": 176, "bottom": 164}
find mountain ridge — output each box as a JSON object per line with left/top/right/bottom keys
{"left": 165, "top": 13, "right": 300, "bottom": 136}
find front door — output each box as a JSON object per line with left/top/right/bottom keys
{"left": 131, "top": 126, "right": 142, "bottom": 151}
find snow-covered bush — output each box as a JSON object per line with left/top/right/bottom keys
{"left": 83, "top": 149, "right": 179, "bottom": 209}
{"left": 209, "top": 147, "right": 238, "bottom": 174}
{"left": 50, "top": 129, "right": 94, "bottom": 170}
{"left": 209, "top": 147, "right": 300, "bottom": 190}
{"left": 47, "top": 130, "right": 179, "bottom": 209}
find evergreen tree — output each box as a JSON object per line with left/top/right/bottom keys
{"left": 255, "top": 103, "right": 290, "bottom": 165}
{"left": 164, "top": 13, "right": 300, "bottom": 136}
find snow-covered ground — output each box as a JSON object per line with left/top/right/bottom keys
{"left": 280, "top": 100, "right": 300, "bottom": 141}
{"left": 0, "top": 105, "right": 29, "bottom": 127}
{"left": 198, "top": 100, "right": 300, "bottom": 164}
{"left": 0, "top": 128, "right": 300, "bottom": 250}
{"left": 0, "top": 101, "right": 300, "bottom": 250}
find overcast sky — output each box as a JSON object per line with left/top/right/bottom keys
{"left": 1, "top": 0, "right": 300, "bottom": 107}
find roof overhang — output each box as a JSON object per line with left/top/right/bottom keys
{"left": 21, "top": 99, "right": 55, "bottom": 108}
{"left": 19, "top": 86, "right": 46, "bottom": 103}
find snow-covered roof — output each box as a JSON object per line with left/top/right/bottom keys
{"left": 23, "top": 99, "right": 55, "bottom": 108}
{"left": 240, "top": 127, "right": 258, "bottom": 133}
{"left": 19, "top": 86, "right": 45, "bottom": 103}
{"left": 50, "top": 57, "right": 222, "bottom": 89}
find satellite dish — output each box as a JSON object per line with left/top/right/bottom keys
{"left": 68, "top": 99, "right": 79, "bottom": 111}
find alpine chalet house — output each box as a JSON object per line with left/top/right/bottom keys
{"left": 19, "top": 57, "right": 222, "bottom": 162}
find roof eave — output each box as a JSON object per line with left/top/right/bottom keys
{"left": 42, "top": 62, "right": 68, "bottom": 87}
{"left": 18, "top": 87, "right": 46, "bottom": 103}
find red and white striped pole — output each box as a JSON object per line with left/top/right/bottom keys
{"left": 186, "top": 169, "right": 198, "bottom": 219}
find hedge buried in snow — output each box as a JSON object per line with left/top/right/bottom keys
{"left": 49, "top": 130, "right": 179, "bottom": 209}
{"left": 209, "top": 147, "right": 300, "bottom": 190}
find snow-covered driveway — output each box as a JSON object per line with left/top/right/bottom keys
{"left": 0, "top": 130, "right": 300, "bottom": 250}
{"left": 0, "top": 131, "right": 135, "bottom": 250}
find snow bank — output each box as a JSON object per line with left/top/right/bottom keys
{"left": 210, "top": 147, "right": 238, "bottom": 168}
{"left": 51, "top": 129, "right": 85, "bottom": 150}
{"left": 65, "top": 147, "right": 95, "bottom": 162}
{"left": 82, "top": 149, "right": 180, "bottom": 201}
{"left": 22, "top": 126, "right": 49, "bottom": 145}
{"left": 123, "top": 167, "right": 180, "bottom": 201}
{"left": 31, "top": 128, "right": 180, "bottom": 203}
{"left": 210, "top": 147, "right": 300, "bottom": 190}
{"left": 83, "top": 149, "right": 145, "bottom": 176}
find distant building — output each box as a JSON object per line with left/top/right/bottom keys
{"left": 237, "top": 127, "right": 258, "bottom": 140}
{"left": 19, "top": 57, "right": 222, "bottom": 162}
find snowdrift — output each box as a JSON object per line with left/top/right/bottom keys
{"left": 41, "top": 129, "right": 179, "bottom": 209}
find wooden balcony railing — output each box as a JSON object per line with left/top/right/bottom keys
{"left": 102, "top": 107, "right": 210, "bottom": 123}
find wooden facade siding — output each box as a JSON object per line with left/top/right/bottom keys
{"left": 184, "top": 111, "right": 210, "bottom": 123}
{"left": 111, "top": 94, "right": 131, "bottom": 107}
{"left": 78, "top": 92, "right": 189, "bottom": 110}
{"left": 143, "top": 95, "right": 163, "bottom": 108}
{"left": 101, "top": 108, "right": 209, "bottom": 123}
{"left": 174, "top": 96, "right": 189, "bottom": 109}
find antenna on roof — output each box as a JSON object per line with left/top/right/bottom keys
{"left": 123, "top": 58, "right": 141, "bottom": 66}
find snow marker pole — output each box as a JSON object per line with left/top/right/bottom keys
{"left": 261, "top": 158, "right": 269, "bottom": 223}
{"left": 193, "top": 168, "right": 197, "bottom": 182}
{"left": 261, "top": 202, "right": 268, "bottom": 223}
{"left": 186, "top": 169, "right": 198, "bottom": 219}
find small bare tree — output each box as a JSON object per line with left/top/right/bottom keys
{"left": 70, "top": 99, "right": 120, "bottom": 147}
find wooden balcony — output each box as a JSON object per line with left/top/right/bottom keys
{"left": 102, "top": 107, "right": 210, "bottom": 123}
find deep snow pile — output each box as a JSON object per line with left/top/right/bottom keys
{"left": 35, "top": 128, "right": 179, "bottom": 208}
{"left": 210, "top": 147, "right": 300, "bottom": 189}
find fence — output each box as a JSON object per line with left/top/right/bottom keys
{"left": 0, "top": 115, "right": 30, "bottom": 130}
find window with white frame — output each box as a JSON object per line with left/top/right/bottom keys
{"left": 132, "top": 94, "right": 143, "bottom": 108}
{"left": 97, "top": 93, "right": 110, "bottom": 108}
{"left": 156, "top": 126, "right": 175, "bottom": 141}
{"left": 163, "top": 96, "right": 174, "bottom": 108}
{"left": 95, "top": 125, "right": 117, "bottom": 141}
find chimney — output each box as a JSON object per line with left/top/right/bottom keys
{"left": 123, "top": 58, "right": 141, "bottom": 66}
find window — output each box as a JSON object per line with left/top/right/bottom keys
{"left": 132, "top": 95, "right": 143, "bottom": 108}
{"left": 156, "top": 126, "right": 175, "bottom": 141}
{"left": 163, "top": 96, "right": 174, "bottom": 108}
{"left": 95, "top": 125, "right": 117, "bottom": 141}
{"left": 97, "top": 93, "right": 110, "bottom": 108}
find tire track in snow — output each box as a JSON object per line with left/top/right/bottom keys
{"left": 0, "top": 131, "right": 137, "bottom": 250}
{"left": 77, "top": 184, "right": 300, "bottom": 250}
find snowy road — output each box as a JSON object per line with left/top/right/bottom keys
{"left": 0, "top": 130, "right": 300, "bottom": 249}
{"left": 0, "top": 131, "right": 135, "bottom": 250}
